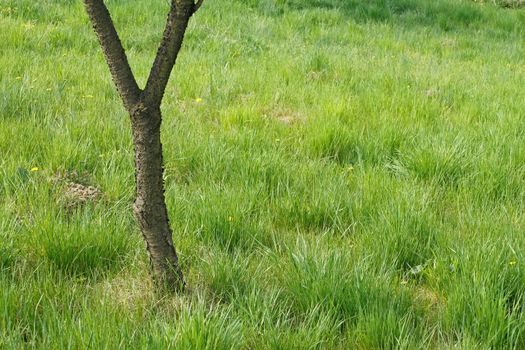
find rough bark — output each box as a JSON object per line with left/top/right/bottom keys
{"left": 144, "top": 1, "right": 195, "bottom": 106}
{"left": 131, "top": 104, "right": 184, "bottom": 290}
{"left": 83, "top": 0, "right": 140, "bottom": 112}
{"left": 83, "top": 0, "right": 204, "bottom": 292}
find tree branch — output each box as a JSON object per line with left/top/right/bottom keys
{"left": 83, "top": 0, "right": 141, "bottom": 112}
{"left": 143, "top": 0, "right": 196, "bottom": 106}
{"left": 194, "top": 0, "right": 205, "bottom": 12}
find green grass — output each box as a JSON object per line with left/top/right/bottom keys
{"left": 1, "top": 0, "right": 525, "bottom": 348}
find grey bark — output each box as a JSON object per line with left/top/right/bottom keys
{"left": 83, "top": 0, "right": 204, "bottom": 292}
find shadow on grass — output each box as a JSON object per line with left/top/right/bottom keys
{"left": 244, "top": 0, "right": 523, "bottom": 35}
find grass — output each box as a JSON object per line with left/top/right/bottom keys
{"left": 1, "top": 0, "right": 525, "bottom": 348}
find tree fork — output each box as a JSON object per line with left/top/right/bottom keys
{"left": 83, "top": 0, "right": 204, "bottom": 292}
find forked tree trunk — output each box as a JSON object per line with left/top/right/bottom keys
{"left": 83, "top": 0, "right": 204, "bottom": 292}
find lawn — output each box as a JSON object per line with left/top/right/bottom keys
{"left": 1, "top": 0, "right": 525, "bottom": 348}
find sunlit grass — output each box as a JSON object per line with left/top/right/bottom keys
{"left": 1, "top": 0, "right": 525, "bottom": 348}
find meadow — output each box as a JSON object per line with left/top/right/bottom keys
{"left": 1, "top": 0, "right": 525, "bottom": 348}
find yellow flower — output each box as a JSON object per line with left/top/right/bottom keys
{"left": 195, "top": 97, "right": 203, "bottom": 103}
{"left": 228, "top": 216, "right": 233, "bottom": 222}
{"left": 509, "top": 261, "right": 517, "bottom": 266}
{"left": 46, "top": 88, "right": 52, "bottom": 91}
{"left": 30, "top": 167, "right": 39, "bottom": 172}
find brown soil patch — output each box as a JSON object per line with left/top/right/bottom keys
{"left": 264, "top": 107, "right": 306, "bottom": 125}
{"left": 51, "top": 170, "right": 103, "bottom": 211}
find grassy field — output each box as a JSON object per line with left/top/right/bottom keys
{"left": 1, "top": 0, "right": 525, "bottom": 348}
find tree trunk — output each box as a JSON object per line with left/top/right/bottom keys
{"left": 83, "top": 0, "right": 205, "bottom": 292}
{"left": 131, "top": 103, "right": 184, "bottom": 291}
